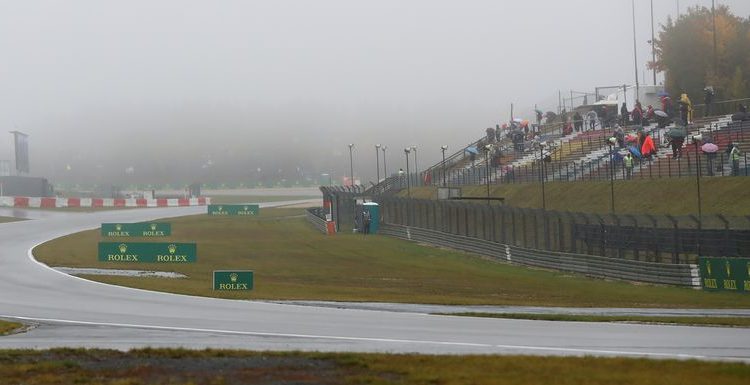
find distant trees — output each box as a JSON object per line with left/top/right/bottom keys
{"left": 651, "top": 5, "right": 750, "bottom": 101}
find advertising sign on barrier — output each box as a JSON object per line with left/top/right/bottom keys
{"left": 101, "top": 223, "right": 172, "bottom": 237}
{"left": 98, "top": 242, "right": 197, "bottom": 263}
{"left": 698, "top": 257, "right": 750, "bottom": 292}
{"left": 213, "top": 270, "right": 254, "bottom": 291}
{"left": 207, "top": 204, "right": 259, "bottom": 216}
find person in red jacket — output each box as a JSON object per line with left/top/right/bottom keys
{"left": 639, "top": 131, "right": 656, "bottom": 160}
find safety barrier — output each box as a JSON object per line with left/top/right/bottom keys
{"left": 305, "top": 207, "right": 329, "bottom": 234}
{"left": 379, "top": 223, "right": 700, "bottom": 287}
{"left": 0, "top": 196, "right": 211, "bottom": 208}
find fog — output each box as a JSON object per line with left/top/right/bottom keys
{"left": 1, "top": 0, "right": 748, "bottom": 186}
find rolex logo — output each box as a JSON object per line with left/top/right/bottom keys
{"left": 726, "top": 261, "right": 731, "bottom": 276}
{"left": 150, "top": 223, "right": 157, "bottom": 231}
{"left": 218, "top": 206, "right": 223, "bottom": 211}
{"left": 243, "top": 206, "right": 248, "bottom": 211}
{"left": 230, "top": 273, "right": 238, "bottom": 283}
{"left": 168, "top": 244, "right": 177, "bottom": 254}
{"left": 118, "top": 243, "right": 127, "bottom": 253}
{"left": 115, "top": 224, "right": 122, "bottom": 231}
{"left": 706, "top": 261, "right": 712, "bottom": 276}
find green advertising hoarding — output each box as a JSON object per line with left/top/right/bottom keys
{"left": 698, "top": 257, "right": 750, "bottom": 292}
{"left": 213, "top": 270, "right": 254, "bottom": 291}
{"left": 101, "top": 223, "right": 172, "bottom": 237}
{"left": 98, "top": 242, "right": 197, "bottom": 263}
{"left": 207, "top": 204, "right": 259, "bottom": 216}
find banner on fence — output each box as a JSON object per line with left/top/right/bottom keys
{"left": 698, "top": 257, "right": 750, "bottom": 292}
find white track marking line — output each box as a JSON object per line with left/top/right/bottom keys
{"left": 0, "top": 314, "right": 713, "bottom": 360}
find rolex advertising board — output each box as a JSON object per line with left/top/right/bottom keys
{"left": 207, "top": 204, "right": 259, "bottom": 216}
{"left": 698, "top": 257, "right": 750, "bottom": 292}
{"left": 101, "top": 223, "right": 172, "bottom": 237}
{"left": 98, "top": 242, "right": 197, "bottom": 263}
{"left": 213, "top": 270, "right": 254, "bottom": 291}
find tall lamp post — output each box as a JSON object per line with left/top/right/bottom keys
{"left": 441, "top": 145, "right": 448, "bottom": 187}
{"left": 484, "top": 144, "right": 494, "bottom": 205}
{"left": 607, "top": 137, "right": 616, "bottom": 214}
{"left": 348, "top": 143, "right": 355, "bottom": 190}
{"left": 538, "top": 142, "right": 546, "bottom": 211}
{"left": 404, "top": 147, "right": 411, "bottom": 197}
{"left": 382, "top": 146, "right": 388, "bottom": 180}
{"left": 692, "top": 134, "right": 703, "bottom": 256}
{"left": 411, "top": 145, "right": 418, "bottom": 187}
{"left": 375, "top": 144, "right": 381, "bottom": 183}
{"left": 631, "top": 0, "right": 640, "bottom": 100}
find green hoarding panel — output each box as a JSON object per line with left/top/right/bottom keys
{"left": 698, "top": 257, "right": 750, "bottom": 292}
{"left": 207, "top": 204, "right": 260, "bottom": 216}
{"left": 101, "top": 223, "right": 172, "bottom": 237}
{"left": 98, "top": 242, "right": 196, "bottom": 263}
{"left": 213, "top": 270, "right": 254, "bottom": 291}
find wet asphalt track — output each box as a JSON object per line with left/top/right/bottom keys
{"left": 1, "top": 203, "right": 749, "bottom": 361}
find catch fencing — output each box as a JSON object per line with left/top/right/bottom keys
{"left": 376, "top": 196, "right": 750, "bottom": 265}
{"left": 379, "top": 224, "right": 699, "bottom": 286}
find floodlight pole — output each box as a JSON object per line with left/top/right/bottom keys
{"left": 375, "top": 144, "right": 381, "bottom": 183}
{"left": 441, "top": 145, "right": 448, "bottom": 187}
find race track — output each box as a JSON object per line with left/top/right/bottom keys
{"left": 1, "top": 204, "right": 749, "bottom": 361}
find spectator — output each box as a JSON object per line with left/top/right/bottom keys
{"left": 587, "top": 111, "right": 596, "bottom": 130}
{"left": 623, "top": 152, "right": 634, "bottom": 179}
{"left": 620, "top": 102, "right": 629, "bottom": 126}
{"left": 614, "top": 127, "right": 625, "bottom": 148}
{"left": 631, "top": 101, "right": 643, "bottom": 126}
{"left": 644, "top": 105, "right": 655, "bottom": 125}
{"left": 730, "top": 143, "right": 741, "bottom": 176}
{"left": 362, "top": 209, "right": 371, "bottom": 235}
{"left": 740, "top": 103, "right": 748, "bottom": 113}
{"left": 640, "top": 131, "right": 656, "bottom": 160}
{"left": 704, "top": 86, "right": 715, "bottom": 117}
{"left": 573, "top": 111, "right": 583, "bottom": 132}
{"left": 679, "top": 91, "right": 693, "bottom": 125}
{"left": 661, "top": 95, "right": 674, "bottom": 118}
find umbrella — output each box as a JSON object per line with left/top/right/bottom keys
{"left": 701, "top": 143, "right": 719, "bottom": 153}
{"left": 513, "top": 118, "right": 524, "bottom": 123}
{"left": 657, "top": 91, "right": 670, "bottom": 97}
{"left": 465, "top": 146, "right": 479, "bottom": 155}
{"left": 627, "top": 145, "right": 642, "bottom": 158}
{"left": 732, "top": 112, "right": 748, "bottom": 122}
{"left": 655, "top": 110, "right": 669, "bottom": 118}
{"left": 625, "top": 134, "right": 638, "bottom": 143}
{"left": 668, "top": 127, "right": 687, "bottom": 138}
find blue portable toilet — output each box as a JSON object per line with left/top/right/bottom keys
{"left": 362, "top": 202, "right": 380, "bottom": 234}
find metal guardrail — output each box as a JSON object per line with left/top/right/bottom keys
{"left": 379, "top": 224, "right": 699, "bottom": 287}
{"left": 305, "top": 207, "right": 328, "bottom": 234}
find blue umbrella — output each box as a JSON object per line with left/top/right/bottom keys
{"left": 465, "top": 146, "right": 479, "bottom": 155}
{"left": 627, "top": 145, "right": 642, "bottom": 159}
{"left": 657, "top": 91, "right": 670, "bottom": 97}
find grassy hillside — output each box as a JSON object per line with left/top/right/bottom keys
{"left": 404, "top": 177, "right": 750, "bottom": 216}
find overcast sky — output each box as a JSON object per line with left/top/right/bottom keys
{"left": 1, "top": 0, "right": 748, "bottom": 185}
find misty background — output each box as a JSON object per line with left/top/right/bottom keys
{"left": 1, "top": 0, "right": 748, "bottom": 187}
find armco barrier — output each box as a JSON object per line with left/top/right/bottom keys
{"left": 0, "top": 196, "right": 211, "bottom": 208}
{"left": 379, "top": 223, "right": 700, "bottom": 287}
{"left": 305, "top": 207, "right": 329, "bottom": 234}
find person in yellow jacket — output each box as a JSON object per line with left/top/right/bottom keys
{"left": 679, "top": 92, "right": 693, "bottom": 124}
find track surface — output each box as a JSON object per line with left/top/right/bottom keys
{"left": 1, "top": 204, "right": 749, "bottom": 361}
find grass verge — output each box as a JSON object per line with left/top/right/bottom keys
{"left": 406, "top": 177, "right": 750, "bottom": 216}
{"left": 439, "top": 313, "right": 750, "bottom": 328}
{"left": 0, "top": 348, "right": 747, "bottom": 385}
{"left": 0, "top": 216, "right": 24, "bottom": 223}
{"left": 32, "top": 208, "right": 750, "bottom": 308}
{"left": 0, "top": 320, "right": 23, "bottom": 335}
